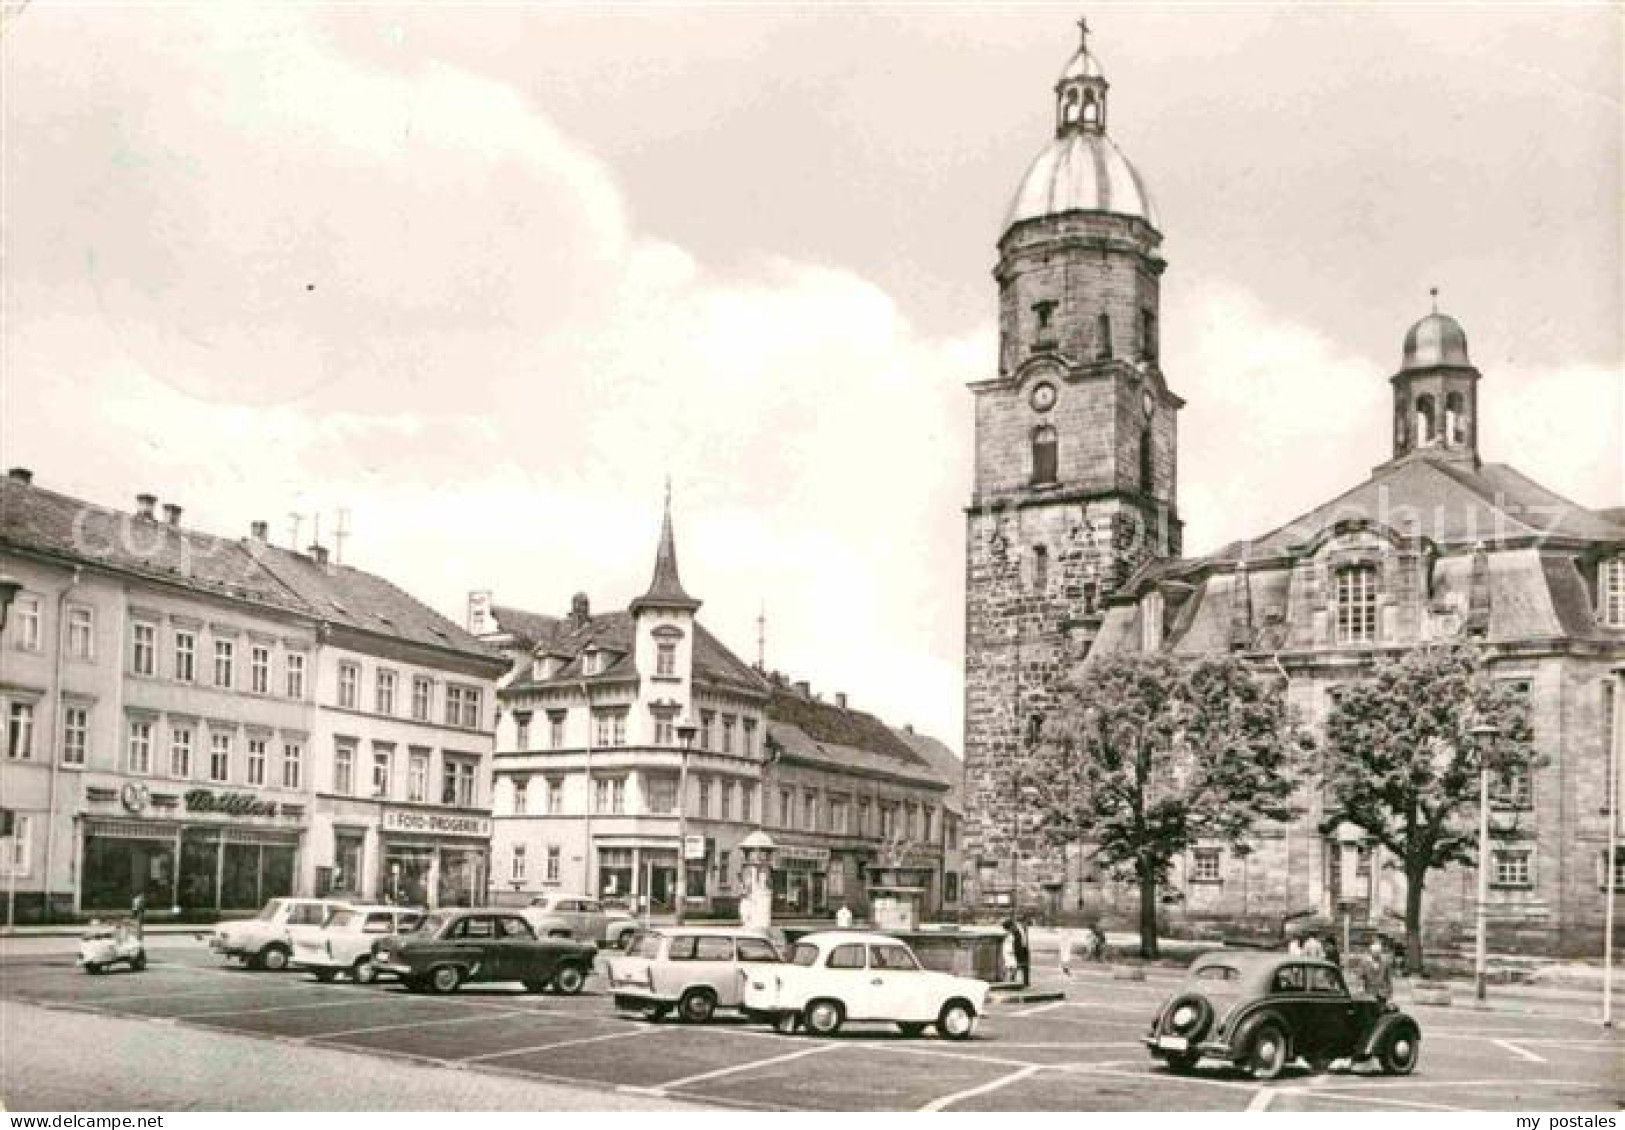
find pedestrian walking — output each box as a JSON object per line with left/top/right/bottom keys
{"left": 1302, "top": 934, "right": 1325, "bottom": 960}
{"left": 835, "top": 903, "right": 853, "bottom": 929}
{"left": 130, "top": 892, "right": 146, "bottom": 941}
{"left": 1057, "top": 924, "right": 1075, "bottom": 977}
{"left": 1286, "top": 934, "right": 1303, "bottom": 955}
{"left": 1364, "top": 938, "right": 1394, "bottom": 1007}
{"left": 999, "top": 919, "right": 1020, "bottom": 984}
{"left": 1014, "top": 914, "right": 1032, "bottom": 988}
{"left": 1322, "top": 932, "right": 1341, "bottom": 968}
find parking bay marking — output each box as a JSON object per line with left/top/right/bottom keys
{"left": 626, "top": 1041, "right": 843, "bottom": 1096}
{"left": 1491, "top": 1039, "right": 1546, "bottom": 1063}
{"left": 919, "top": 1064, "right": 1043, "bottom": 1112}
{"left": 455, "top": 1025, "right": 658, "bottom": 1063}
{"left": 174, "top": 997, "right": 414, "bottom": 1020}
{"left": 305, "top": 1008, "right": 533, "bottom": 1042}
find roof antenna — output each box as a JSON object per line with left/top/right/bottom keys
{"left": 1430, "top": 286, "right": 1439, "bottom": 314}
{"left": 756, "top": 600, "right": 767, "bottom": 671}
{"left": 286, "top": 511, "right": 304, "bottom": 549}
{"left": 310, "top": 513, "right": 322, "bottom": 552}
{"left": 334, "top": 507, "right": 351, "bottom": 566}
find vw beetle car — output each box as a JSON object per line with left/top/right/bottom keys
{"left": 1145, "top": 952, "right": 1421, "bottom": 1079}
{"left": 522, "top": 893, "right": 638, "bottom": 949}
{"left": 292, "top": 904, "right": 423, "bottom": 983}
{"left": 741, "top": 931, "right": 987, "bottom": 1040}
{"left": 371, "top": 908, "right": 598, "bottom": 995}
{"left": 608, "top": 926, "right": 784, "bottom": 1022}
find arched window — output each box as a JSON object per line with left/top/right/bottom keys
{"left": 1139, "top": 425, "right": 1154, "bottom": 495}
{"left": 1032, "top": 425, "right": 1058, "bottom": 485}
{"left": 1415, "top": 395, "right": 1437, "bottom": 445}
{"left": 1445, "top": 391, "right": 1466, "bottom": 446}
{"left": 1081, "top": 90, "right": 1100, "bottom": 126}
{"left": 1095, "top": 312, "right": 1112, "bottom": 360}
{"left": 1061, "top": 88, "right": 1081, "bottom": 127}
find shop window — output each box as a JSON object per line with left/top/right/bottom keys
{"left": 282, "top": 742, "right": 303, "bottom": 790}
{"left": 62, "top": 706, "right": 88, "bottom": 766}
{"left": 1492, "top": 848, "right": 1533, "bottom": 889}
{"left": 127, "top": 719, "right": 153, "bottom": 774}
{"left": 251, "top": 646, "right": 270, "bottom": 694}
{"left": 67, "top": 606, "right": 94, "bottom": 660}
{"left": 213, "top": 639, "right": 234, "bottom": 689}
{"left": 82, "top": 829, "right": 172, "bottom": 910}
{"left": 285, "top": 653, "right": 306, "bottom": 700}
{"left": 1335, "top": 565, "right": 1378, "bottom": 644}
{"left": 332, "top": 834, "right": 364, "bottom": 896}
{"left": 7, "top": 702, "right": 34, "bottom": 760}
{"left": 599, "top": 848, "right": 634, "bottom": 899}
{"left": 131, "top": 621, "right": 156, "bottom": 676}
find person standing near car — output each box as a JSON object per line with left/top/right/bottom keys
{"left": 1013, "top": 914, "right": 1032, "bottom": 988}
{"left": 130, "top": 892, "right": 146, "bottom": 941}
{"left": 1364, "top": 938, "right": 1394, "bottom": 1006}
{"left": 1302, "top": 933, "right": 1325, "bottom": 961}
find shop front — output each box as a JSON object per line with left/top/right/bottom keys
{"left": 376, "top": 807, "right": 489, "bottom": 909}
{"left": 79, "top": 783, "right": 306, "bottom": 915}
{"left": 771, "top": 844, "right": 831, "bottom": 916}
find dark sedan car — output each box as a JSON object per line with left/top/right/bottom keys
{"left": 372, "top": 909, "right": 598, "bottom": 995}
{"left": 1145, "top": 952, "right": 1421, "bottom": 1079}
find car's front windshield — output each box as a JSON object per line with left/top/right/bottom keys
{"left": 790, "top": 943, "right": 819, "bottom": 967}
{"left": 414, "top": 912, "right": 451, "bottom": 937}
{"left": 254, "top": 899, "right": 284, "bottom": 922}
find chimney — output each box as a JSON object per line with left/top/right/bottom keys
{"left": 569, "top": 592, "right": 591, "bottom": 628}
{"left": 162, "top": 503, "right": 182, "bottom": 527}
{"left": 135, "top": 493, "right": 157, "bottom": 520}
{"left": 6, "top": 468, "right": 32, "bottom": 485}
{"left": 250, "top": 520, "right": 268, "bottom": 542}
{"left": 793, "top": 680, "right": 811, "bottom": 698}
{"left": 835, "top": 692, "right": 848, "bottom": 709}
{"left": 309, "top": 544, "right": 329, "bottom": 566}
{"left": 904, "top": 723, "right": 914, "bottom": 734}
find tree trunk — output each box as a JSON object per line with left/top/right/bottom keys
{"left": 1403, "top": 866, "right": 1427, "bottom": 977}
{"left": 1137, "top": 865, "right": 1159, "bottom": 959}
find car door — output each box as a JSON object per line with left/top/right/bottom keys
{"left": 456, "top": 914, "right": 499, "bottom": 982}
{"left": 821, "top": 942, "right": 873, "bottom": 1016}
{"left": 867, "top": 943, "right": 929, "bottom": 1020}
{"left": 495, "top": 915, "right": 540, "bottom": 983}
{"left": 1268, "top": 962, "right": 1311, "bottom": 1043}
{"left": 688, "top": 934, "right": 736, "bottom": 1000}
{"left": 1304, "top": 965, "right": 1358, "bottom": 1059}
{"left": 577, "top": 899, "right": 606, "bottom": 942}
{"left": 731, "top": 936, "right": 781, "bottom": 1007}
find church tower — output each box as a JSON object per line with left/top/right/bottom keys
{"left": 1389, "top": 293, "right": 1483, "bottom": 467}
{"left": 963, "top": 22, "right": 1183, "bottom": 908}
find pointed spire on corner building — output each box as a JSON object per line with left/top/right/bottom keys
{"left": 630, "top": 485, "right": 702, "bottom": 615}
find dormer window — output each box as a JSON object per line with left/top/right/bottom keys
{"left": 582, "top": 649, "right": 601, "bottom": 677}
{"left": 1335, "top": 565, "right": 1378, "bottom": 644}
{"left": 1600, "top": 557, "right": 1625, "bottom": 627}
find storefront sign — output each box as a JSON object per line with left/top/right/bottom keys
{"left": 777, "top": 845, "right": 831, "bottom": 868}
{"left": 683, "top": 835, "right": 708, "bottom": 861}
{"left": 381, "top": 809, "right": 492, "bottom": 838}
{"left": 184, "top": 789, "right": 288, "bottom": 818}
{"left": 120, "top": 783, "right": 151, "bottom": 814}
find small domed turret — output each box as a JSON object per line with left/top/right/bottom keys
{"left": 1401, "top": 311, "right": 1472, "bottom": 371}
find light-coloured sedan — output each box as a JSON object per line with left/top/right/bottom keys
{"left": 291, "top": 905, "right": 424, "bottom": 984}
{"left": 606, "top": 927, "right": 784, "bottom": 1022}
{"left": 741, "top": 931, "right": 988, "bottom": 1040}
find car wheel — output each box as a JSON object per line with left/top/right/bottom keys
{"left": 773, "top": 1011, "right": 800, "bottom": 1035}
{"left": 937, "top": 999, "right": 976, "bottom": 1041}
{"left": 1378, "top": 1025, "right": 1420, "bottom": 1076}
{"left": 804, "top": 999, "right": 844, "bottom": 1037}
{"left": 896, "top": 1022, "right": 926, "bottom": 1038}
{"left": 1247, "top": 1022, "right": 1289, "bottom": 1081}
{"left": 679, "top": 988, "right": 717, "bottom": 1023}
{"left": 551, "top": 963, "right": 587, "bottom": 996}
{"left": 1162, "top": 993, "right": 1215, "bottom": 1045}
{"left": 259, "top": 945, "right": 291, "bottom": 973}
{"left": 130, "top": 952, "right": 147, "bottom": 972}
{"left": 429, "top": 965, "right": 462, "bottom": 994}
{"left": 312, "top": 968, "right": 338, "bottom": 983}
{"left": 352, "top": 957, "right": 378, "bottom": 985}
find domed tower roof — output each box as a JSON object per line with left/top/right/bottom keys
{"left": 1401, "top": 309, "right": 1472, "bottom": 370}
{"left": 1002, "top": 19, "right": 1158, "bottom": 235}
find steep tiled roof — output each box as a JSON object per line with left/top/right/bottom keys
{"left": 1, "top": 479, "right": 305, "bottom": 613}
{"left": 491, "top": 605, "right": 563, "bottom": 650}
{"left": 501, "top": 608, "right": 766, "bottom": 694}
{"left": 766, "top": 688, "right": 929, "bottom": 768}
{"left": 629, "top": 500, "right": 700, "bottom": 614}
{"left": 890, "top": 727, "right": 964, "bottom": 811}
{"left": 254, "top": 545, "right": 503, "bottom": 663}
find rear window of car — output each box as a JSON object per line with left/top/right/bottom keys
{"left": 827, "top": 944, "right": 866, "bottom": 970}
{"left": 667, "top": 935, "right": 698, "bottom": 960}
{"left": 789, "top": 943, "right": 819, "bottom": 967}
{"left": 735, "top": 937, "right": 780, "bottom": 963}
{"left": 1194, "top": 964, "right": 1240, "bottom": 982}
{"left": 499, "top": 917, "right": 535, "bottom": 939}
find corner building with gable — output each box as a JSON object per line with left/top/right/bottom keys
{"left": 962, "top": 30, "right": 1625, "bottom": 955}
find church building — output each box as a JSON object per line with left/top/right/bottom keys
{"left": 961, "top": 27, "right": 1625, "bottom": 955}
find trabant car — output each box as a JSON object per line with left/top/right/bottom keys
{"left": 607, "top": 926, "right": 784, "bottom": 1022}
{"left": 291, "top": 904, "right": 424, "bottom": 983}
{"left": 741, "top": 931, "right": 987, "bottom": 1040}
{"left": 371, "top": 908, "right": 598, "bottom": 995}
{"left": 1145, "top": 951, "right": 1421, "bottom": 1079}
{"left": 209, "top": 898, "right": 351, "bottom": 971}
{"left": 522, "top": 893, "right": 638, "bottom": 949}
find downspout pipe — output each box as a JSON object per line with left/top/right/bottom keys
{"left": 43, "top": 566, "right": 82, "bottom": 921}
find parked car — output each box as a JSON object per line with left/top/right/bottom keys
{"left": 371, "top": 908, "right": 598, "bottom": 995}
{"left": 741, "top": 931, "right": 987, "bottom": 1040}
{"left": 78, "top": 920, "right": 146, "bottom": 974}
{"left": 1144, "top": 951, "right": 1422, "bottom": 1079}
{"left": 209, "top": 898, "right": 351, "bottom": 971}
{"left": 607, "top": 926, "right": 784, "bottom": 1022}
{"left": 291, "top": 904, "right": 424, "bottom": 984}
{"left": 522, "top": 893, "right": 638, "bottom": 949}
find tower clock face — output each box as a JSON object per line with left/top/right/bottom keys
{"left": 1030, "top": 382, "right": 1057, "bottom": 412}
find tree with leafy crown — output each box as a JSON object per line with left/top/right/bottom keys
{"left": 1318, "top": 645, "right": 1535, "bottom": 975}
{"left": 1027, "top": 652, "right": 1311, "bottom": 958}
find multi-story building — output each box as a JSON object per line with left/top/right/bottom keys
{"left": 891, "top": 725, "right": 966, "bottom": 917}
{"left": 481, "top": 499, "right": 954, "bottom": 918}
{"left": 0, "top": 469, "right": 506, "bottom": 921}
{"left": 962, "top": 28, "right": 1625, "bottom": 953}
{"left": 1, "top": 471, "right": 316, "bottom": 920}
{"left": 254, "top": 544, "right": 507, "bottom": 908}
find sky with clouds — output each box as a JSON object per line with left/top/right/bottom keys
{"left": 3, "top": 4, "right": 1619, "bottom": 750}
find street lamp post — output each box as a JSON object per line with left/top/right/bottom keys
{"left": 1470, "top": 721, "right": 1502, "bottom": 1003}
{"left": 675, "top": 721, "right": 698, "bottom": 926}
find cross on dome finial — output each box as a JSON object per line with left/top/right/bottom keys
{"left": 1078, "top": 14, "right": 1090, "bottom": 52}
